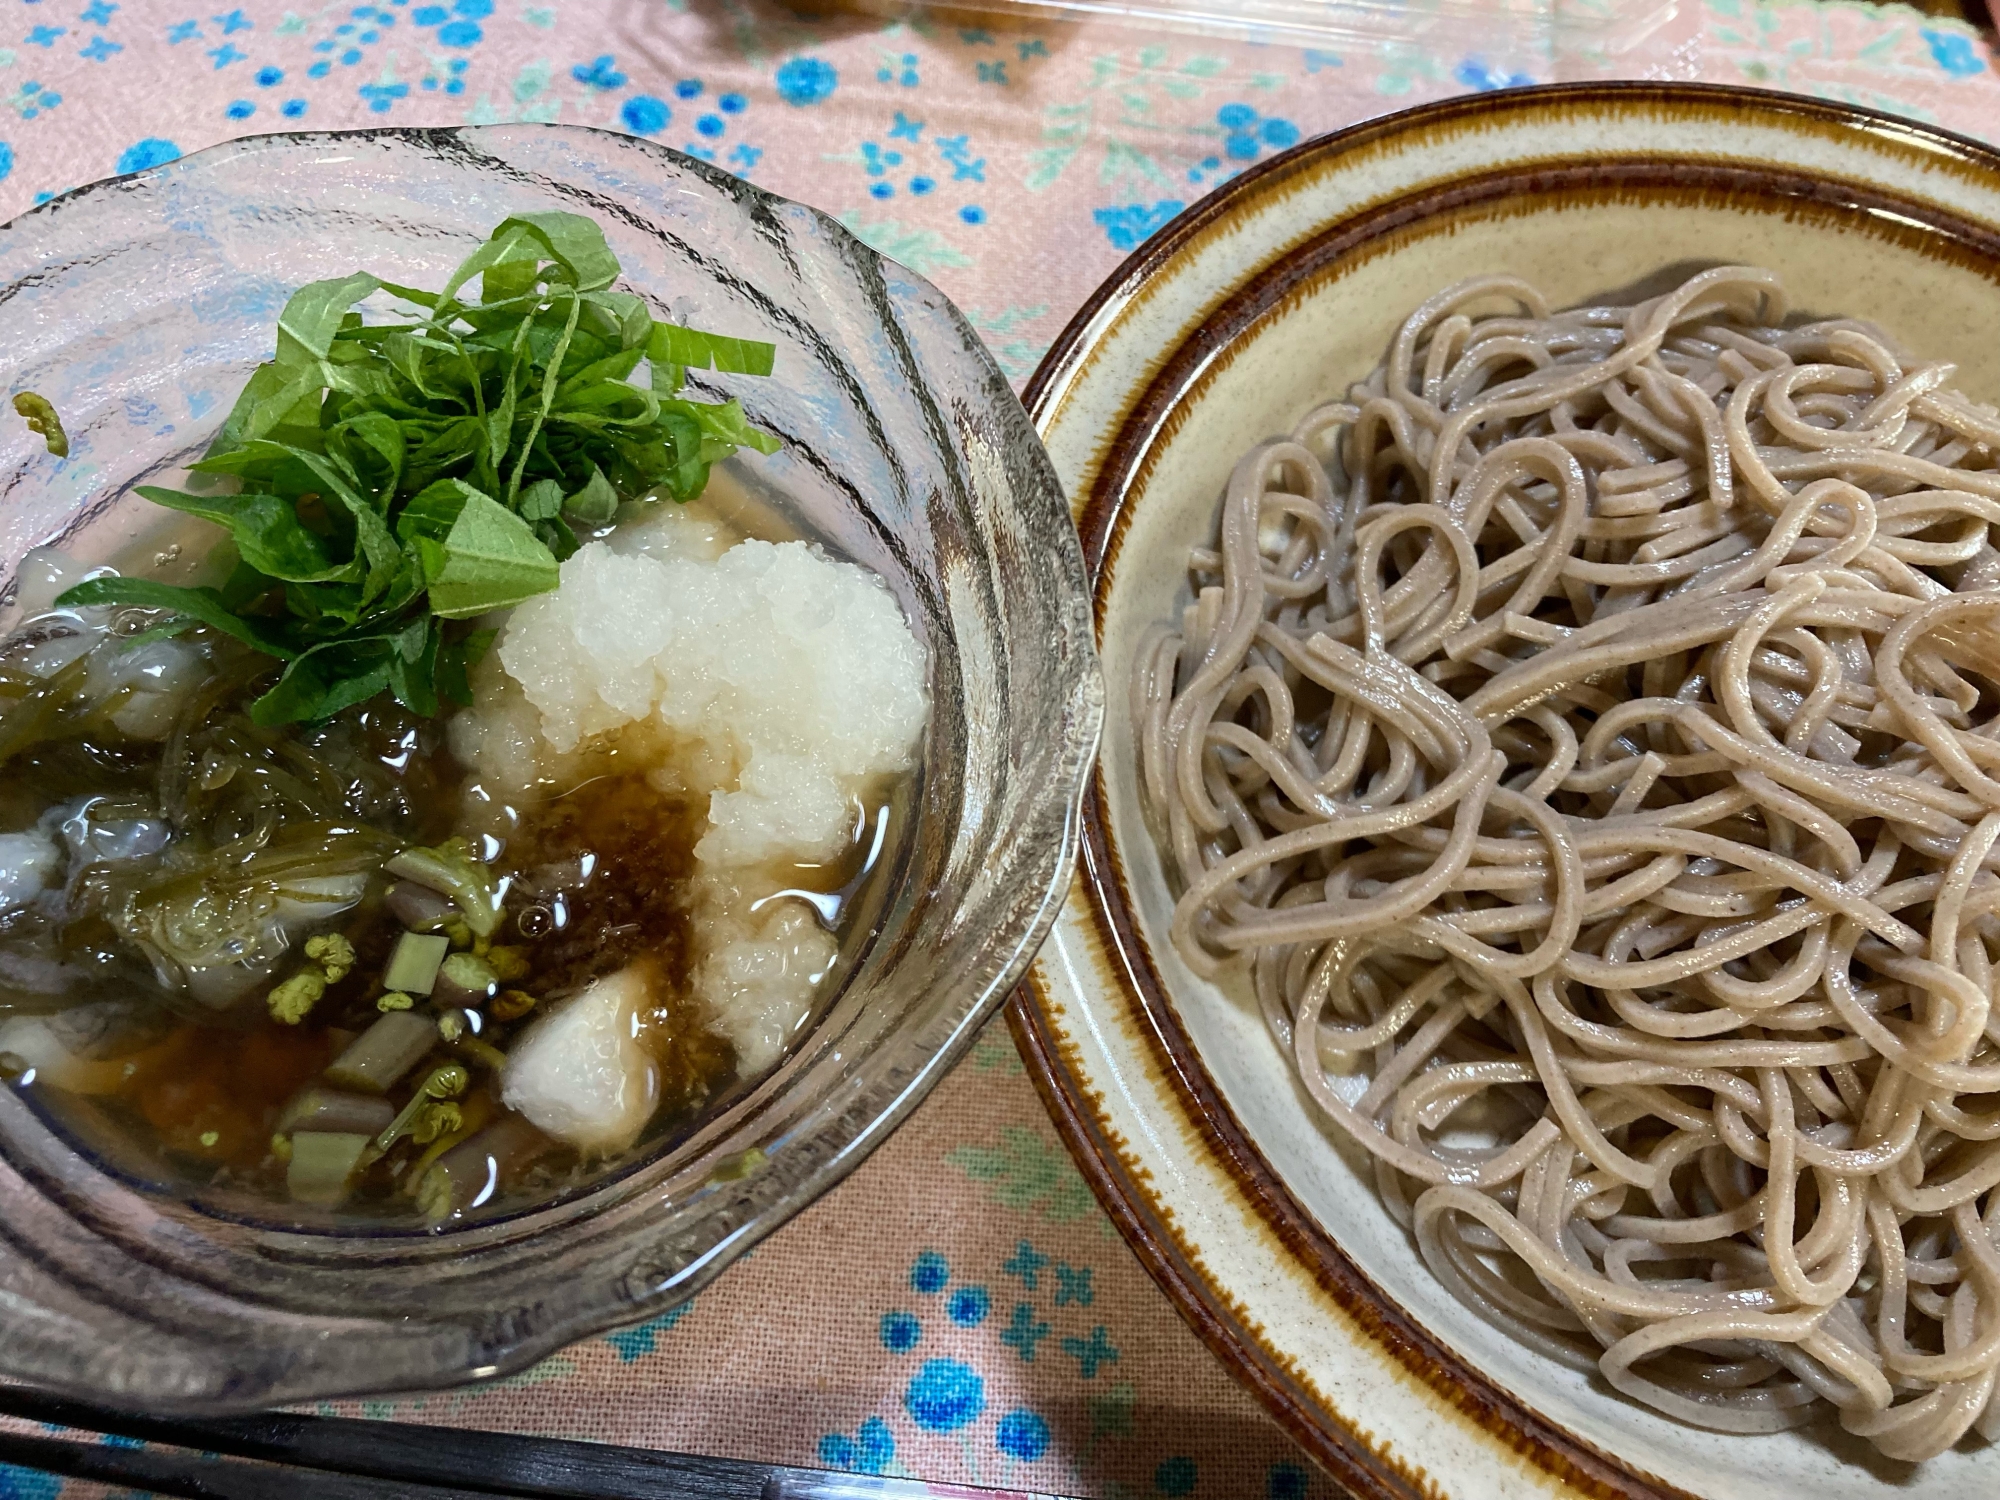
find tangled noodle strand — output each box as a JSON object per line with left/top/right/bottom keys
{"left": 1137, "top": 267, "right": 2000, "bottom": 1460}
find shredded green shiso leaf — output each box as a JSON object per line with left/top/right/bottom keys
{"left": 12, "top": 392, "right": 68, "bottom": 458}
{"left": 56, "top": 211, "right": 779, "bottom": 726}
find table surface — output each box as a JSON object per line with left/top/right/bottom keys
{"left": 2, "top": 3, "right": 1998, "bottom": 1498}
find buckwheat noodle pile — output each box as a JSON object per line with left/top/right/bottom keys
{"left": 1135, "top": 267, "right": 2000, "bottom": 1460}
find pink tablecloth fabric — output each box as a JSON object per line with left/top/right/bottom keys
{"left": 2, "top": 3, "right": 1998, "bottom": 1498}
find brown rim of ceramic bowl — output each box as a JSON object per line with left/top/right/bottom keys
{"left": 1010, "top": 81, "right": 2000, "bottom": 1500}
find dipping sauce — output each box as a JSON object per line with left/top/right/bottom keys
{"left": 0, "top": 499, "right": 925, "bottom": 1224}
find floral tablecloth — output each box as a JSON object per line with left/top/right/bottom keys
{"left": 2, "top": 2, "right": 1998, "bottom": 1498}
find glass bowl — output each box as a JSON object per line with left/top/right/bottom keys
{"left": 0, "top": 125, "right": 1102, "bottom": 1411}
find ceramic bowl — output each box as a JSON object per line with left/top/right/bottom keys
{"left": 0, "top": 125, "right": 1102, "bottom": 1411}
{"left": 1016, "top": 83, "right": 2000, "bottom": 1500}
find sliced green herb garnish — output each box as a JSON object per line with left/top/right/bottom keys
{"left": 60, "top": 212, "right": 777, "bottom": 725}
{"left": 648, "top": 322, "right": 779, "bottom": 379}
{"left": 12, "top": 392, "right": 69, "bottom": 458}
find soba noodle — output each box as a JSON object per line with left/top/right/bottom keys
{"left": 1135, "top": 267, "right": 2000, "bottom": 1461}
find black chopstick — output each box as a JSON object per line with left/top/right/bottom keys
{"left": 0, "top": 1384, "right": 1079, "bottom": 1500}
{"left": 0, "top": 1427, "right": 503, "bottom": 1499}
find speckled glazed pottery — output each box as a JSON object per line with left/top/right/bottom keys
{"left": 1015, "top": 83, "right": 2000, "bottom": 1500}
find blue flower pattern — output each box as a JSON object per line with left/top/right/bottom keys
{"left": 876, "top": 49, "right": 919, "bottom": 87}
{"left": 818, "top": 1415, "right": 895, "bottom": 1474}
{"left": 1214, "top": 100, "right": 1300, "bottom": 161}
{"left": 571, "top": 54, "right": 624, "bottom": 91}
{"left": 949, "top": 1285, "right": 990, "bottom": 1325}
{"left": 1080, "top": 99, "right": 1301, "bottom": 250}
{"left": 1001, "top": 1300, "right": 1050, "bottom": 1362}
{"left": 0, "top": 1465, "right": 62, "bottom": 1500}
{"left": 910, "top": 1249, "right": 949, "bottom": 1293}
{"left": 115, "top": 135, "right": 179, "bottom": 173}
{"left": 620, "top": 94, "right": 667, "bottom": 133}
{"left": 1093, "top": 199, "right": 1185, "bottom": 251}
{"left": 880, "top": 1308, "right": 922, "bottom": 1352}
{"left": 1455, "top": 57, "right": 1537, "bottom": 90}
{"left": 810, "top": 1248, "right": 1080, "bottom": 1482}
{"left": 1924, "top": 28, "right": 1986, "bottom": 78}
{"left": 1001, "top": 1239, "right": 1046, "bottom": 1288}
{"left": 1060, "top": 1324, "right": 1120, "bottom": 1379}
{"left": 602, "top": 1301, "right": 692, "bottom": 1362}
{"left": 10, "top": 78, "right": 63, "bottom": 122}
{"left": 996, "top": 1408, "right": 1050, "bottom": 1460}
{"left": 905, "top": 1358, "right": 984, "bottom": 1431}
{"left": 1054, "top": 1262, "right": 1093, "bottom": 1306}
{"left": 775, "top": 55, "right": 837, "bottom": 105}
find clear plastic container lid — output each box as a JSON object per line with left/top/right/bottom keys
{"left": 803, "top": 0, "right": 1687, "bottom": 84}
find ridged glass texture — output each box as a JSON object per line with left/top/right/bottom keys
{"left": 0, "top": 126, "right": 1101, "bottom": 1410}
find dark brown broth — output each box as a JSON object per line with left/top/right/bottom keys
{"left": 2, "top": 651, "right": 874, "bottom": 1226}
